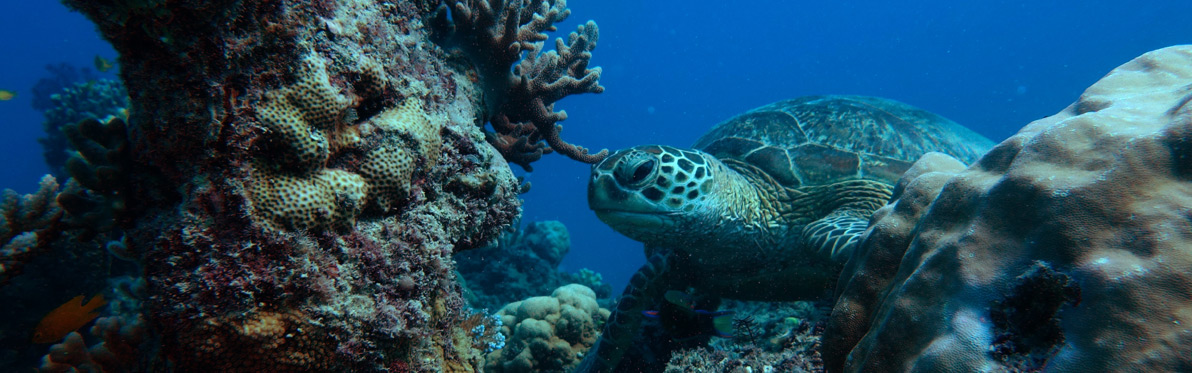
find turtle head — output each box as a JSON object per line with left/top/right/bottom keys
{"left": 588, "top": 145, "right": 717, "bottom": 245}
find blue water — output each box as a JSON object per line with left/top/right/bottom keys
{"left": 1, "top": 1, "right": 1190, "bottom": 293}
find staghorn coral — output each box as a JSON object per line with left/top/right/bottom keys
{"left": 824, "top": 46, "right": 1192, "bottom": 372}
{"left": 435, "top": 0, "right": 608, "bottom": 170}
{"left": 484, "top": 284, "right": 610, "bottom": 372}
{"left": 61, "top": 0, "right": 522, "bottom": 371}
{"left": 0, "top": 176, "right": 65, "bottom": 285}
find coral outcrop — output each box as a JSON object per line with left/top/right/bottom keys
{"left": 456, "top": 220, "right": 613, "bottom": 311}
{"left": 49, "top": 0, "right": 602, "bottom": 370}
{"left": 433, "top": 0, "right": 608, "bottom": 170}
{"left": 824, "top": 45, "right": 1192, "bottom": 372}
{"left": 38, "top": 79, "right": 129, "bottom": 178}
{"left": 484, "top": 284, "right": 610, "bottom": 372}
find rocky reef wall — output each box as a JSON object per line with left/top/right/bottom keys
{"left": 45, "top": 0, "right": 560, "bottom": 370}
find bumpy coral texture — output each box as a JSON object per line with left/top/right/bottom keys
{"left": 60, "top": 0, "right": 525, "bottom": 371}
{"left": 821, "top": 152, "right": 966, "bottom": 371}
{"left": 825, "top": 45, "right": 1192, "bottom": 372}
{"left": 485, "top": 284, "right": 610, "bottom": 372}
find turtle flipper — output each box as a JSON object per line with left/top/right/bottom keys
{"left": 800, "top": 208, "right": 870, "bottom": 263}
{"left": 575, "top": 251, "right": 673, "bottom": 373}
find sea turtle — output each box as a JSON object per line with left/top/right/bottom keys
{"left": 578, "top": 95, "right": 994, "bottom": 371}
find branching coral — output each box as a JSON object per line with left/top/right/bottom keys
{"left": 0, "top": 176, "right": 65, "bottom": 285}
{"left": 438, "top": 0, "right": 607, "bottom": 170}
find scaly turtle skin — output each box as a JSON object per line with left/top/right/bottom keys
{"left": 578, "top": 95, "right": 994, "bottom": 371}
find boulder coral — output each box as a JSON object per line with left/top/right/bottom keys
{"left": 824, "top": 45, "right": 1192, "bottom": 372}
{"left": 485, "top": 284, "right": 610, "bottom": 372}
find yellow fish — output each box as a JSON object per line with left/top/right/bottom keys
{"left": 32, "top": 294, "right": 107, "bottom": 344}
{"left": 94, "top": 55, "right": 114, "bottom": 72}
{"left": 0, "top": 90, "right": 14, "bottom": 101}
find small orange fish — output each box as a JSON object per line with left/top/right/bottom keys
{"left": 0, "top": 90, "right": 14, "bottom": 101}
{"left": 94, "top": 55, "right": 114, "bottom": 73}
{"left": 32, "top": 294, "right": 107, "bottom": 344}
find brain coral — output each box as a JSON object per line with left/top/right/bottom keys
{"left": 485, "top": 284, "right": 611, "bottom": 372}
{"left": 824, "top": 45, "right": 1192, "bottom": 372}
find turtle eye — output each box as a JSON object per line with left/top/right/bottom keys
{"left": 615, "top": 157, "right": 657, "bottom": 188}
{"left": 631, "top": 160, "right": 655, "bottom": 183}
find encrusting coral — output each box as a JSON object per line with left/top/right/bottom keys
{"left": 433, "top": 0, "right": 608, "bottom": 170}
{"left": 824, "top": 45, "right": 1192, "bottom": 372}
{"left": 484, "top": 284, "right": 610, "bottom": 372}
{"left": 51, "top": 0, "right": 585, "bottom": 370}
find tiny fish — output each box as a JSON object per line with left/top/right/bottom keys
{"left": 642, "top": 290, "right": 735, "bottom": 339}
{"left": 94, "top": 55, "right": 115, "bottom": 72}
{"left": 0, "top": 90, "right": 14, "bottom": 101}
{"left": 32, "top": 294, "right": 107, "bottom": 344}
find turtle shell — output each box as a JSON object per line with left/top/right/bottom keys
{"left": 692, "top": 95, "right": 993, "bottom": 188}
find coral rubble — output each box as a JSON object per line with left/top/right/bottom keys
{"left": 45, "top": 0, "right": 618, "bottom": 370}
{"left": 824, "top": 45, "right": 1192, "bottom": 372}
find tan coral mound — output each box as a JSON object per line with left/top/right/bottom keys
{"left": 248, "top": 57, "right": 449, "bottom": 230}
{"left": 825, "top": 45, "right": 1192, "bottom": 372}
{"left": 485, "top": 284, "right": 610, "bottom": 373}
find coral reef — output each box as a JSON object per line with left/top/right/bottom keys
{"left": 48, "top": 0, "right": 605, "bottom": 370}
{"left": 662, "top": 300, "right": 828, "bottom": 373}
{"left": 455, "top": 220, "right": 613, "bottom": 311}
{"left": 433, "top": 0, "right": 608, "bottom": 170}
{"left": 39, "top": 79, "right": 129, "bottom": 178}
{"left": 483, "top": 284, "right": 610, "bottom": 372}
{"left": 824, "top": 45, "right": 1192, "bottom": 372}
{"left": 665, "top": 345, "right": 820, "bottom": 373}
{"left": 0, "top": 176, "right": 66, "bottom": 285}
{"left": 57, "top": 117, "right": 140, "bottom": 237}
{"left": 31, "top": 63, "right": 100, "bottom": 112}
{"left": 710, "top": 300, "right": 828, "bottom": 352}
{"left": 0, "top": 175, "right": 125, "bottom": 371}
{"left": 38, "top": 314, "right": 149, "bottom": 373}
